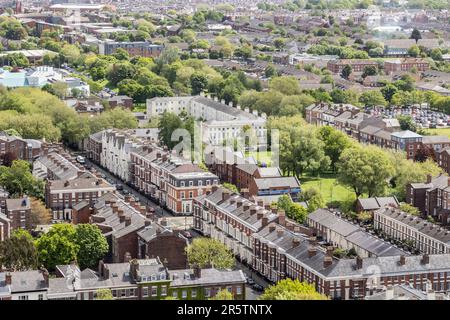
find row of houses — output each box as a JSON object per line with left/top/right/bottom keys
{"left": 327, "top": 58, "right": 430, "bottom": 75}
{"left": 192, "top": 185, "right": 450, "bottom": 299}
{"left": 146, "top": 94, "right": 268, "bottom": 148}
{"left": 0, "top": 258, "right": 245, "bottom": 300}
{"left": 305, "top": 103, "right": 450, "bottom": 161}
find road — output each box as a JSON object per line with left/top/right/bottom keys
{"left": 79, "top": 156, "right": 173, "bottom": 217}
{"left": 236, "top": 260, "right": 271, "bottom": 300}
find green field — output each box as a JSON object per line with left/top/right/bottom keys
{"left": 423, "top": 127, "right": 450, "bottom": 138}
{"left": 300, "top": 173, "right": 356, "bottom": 203}
{"left": 245, "top": 151, "right": 273, "bottom": 166}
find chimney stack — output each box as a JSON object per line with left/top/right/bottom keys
{"left": 399, "top": 255, "right": 406, "bottom": 266}
{"left": 250, "top": 205, "right": 257, "bottom": 215}
{"left": 243, "top": 203, "right": 250, "bottom": 211}
{"left": 193, "top": 264, "right": 201, "bottom": 279}
{"left": 124, "top": 252, "right": 132, "bottom": 263}
{"left": 323, "top": 256, "right": 333, "bottom": 268}
{"left": 426, "top": 174, "right": 432, "bottom": 184}
{"left": 356, "top": 256, "right": 363, "bottom": 270}
{"left": 212, "top": 185, "right": 219, "bottom": 193}
{"left": 292, "top": 238, "right": 300, "bottom": 247}
{"left": 5, "top": 273, "right": 11, "bottom": 285}
{"left": 308, "top": 246, "right": 317, "bottom": 258}
{"left": 236, "top": 200, "right": 243, "bottom": 207}
{"left": 326, "top": 246, "right": 334, "bottom": 257}
{"left": 125, "top": 216, "right": 131, "bottom": 226}
{"left": 269, "top": 224, "right": 276, "bottom": 233}
{"left": 421, "top": 254, "right": 430, "bottom": 265}
{"left": 98, "top": 260, "right": 105, "bottom": 277}
{"left": 277, "top": 210, "right": 286, "bottom": 226}
{"left": 261, "top": 216, "right": 269, "bottom": 228}
{"left": 277, "top": 228, "right": 284, "bottom": 237}
{"left": 222, "top": 190, "right": 231, "bottom": 201}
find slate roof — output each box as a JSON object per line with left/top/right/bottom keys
{"left": 254, "top": 176, "right": 300, "bottom": 189}
{"left": 358, "top": 197, "right": 399, "bottom": 211}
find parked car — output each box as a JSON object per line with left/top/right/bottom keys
{"left": 252, "top": 284, "right": 264, "bottom": 292}
{"left": 246, "top": 278, "right": 255, "bottom": 285}
{"left": 76, "top": 155, "right": 86, "bottom": 164}
{"left": 115, "top": 184, "right": 124, "bottom": 191}
{"left": 181, "top": 231, "right": 192, "bottom": 239}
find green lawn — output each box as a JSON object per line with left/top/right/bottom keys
{"left": 245, "top": 151, "right": 273, "bottom": 166}
{"left": 300, "top": 173, "right": 356, "bottom": 204}
{"left": 423, "top": 127, "right": 450, "bottom": 138}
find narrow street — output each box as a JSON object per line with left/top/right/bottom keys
{"left": 72, "top": 151, "right": 173, "bottom": 218}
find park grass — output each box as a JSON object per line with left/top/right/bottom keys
{"left": 423, "top": 127, "right": 450, "bottom": 138}
{"left": 245, "top": 151, "right": 273, "bottom": 166}
{"left": 300, "top": 173, "right": 356, "bottom": 204}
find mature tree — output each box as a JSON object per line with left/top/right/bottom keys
{"left": 397, "top": 115, "right": 417, "bottom": 132}
{"left": 399, "top": 203, "right": 420, "bottom": 216}
{"left": 279, "top": 126, "right": 331, "bottom": 177}
{"left": 414, "top": 145, "right": 436, "bottom": 162}
{"left": 388, "top": 151, "right": 442, "bottom": 201}
{"left": 359, "top": 90, "right": 386, "bottom": 107}
{"left": 318, "top": 126, "right": 353, "bottom": 171}
{"left": 185, "top": 238, "right": 235, "bottom": 270}
{"left": 0, "top": 160, "right": 44, "bottom": 198}
{"left": 0, "top": 229, "right": 38, "bottom": 271}
{"left": 300, "top": 187, "right": 326, "bottom": 213}
{"left": 380, "top": 83, "right": 398, "bottom": 103}
{"left": 95, "top": 288, "right": 114, "bottom": 300}
{"left": 362, "top": 65, "right": 377, "bottom": 78}
{"left": 341, "top": 64, "right": 352, "bottom": 79}
{"left": 430, "top": 48, "right": 442, "bottom": 61}
{"left": 209, "top": 289, "right": 234, "bottom": 300}
{"left": 408, "top": 45, "right": 420, "bottom": 57}
{"left": 277, "top": 195, "right": 308, "bottom": 223}
{"left": 30, "top": 197, "right": 52, "bottom": 228}
{"left": 337, "top": 146, "right": 394, "bottom": 198}
{"left": 190, "top": 72, "right": 208, "bottom": 95}
{"left": 158, "top": 112, "right": 184, "bottom": 149}
{"left": 410, "top": 28, "right": 422, "bottom": 43}
{"left": 113, "top": 48, "right": 130, "bottom": 61}
{"left": 264, "top": 64, "right": 277, "bottom": 78}
{"left": 4, "top": 53, "right": 29, "bottom": 67}
{"left": 35, "top": 223, "right": 79, "bottom": 270}
{"left": 75, "top": 224, "right": 109, "bottom": 269}
{"left": 107, "top": 62, "right": 136, "bottom": 86}
{"left": 222, "top": 182, "right": 239, "bottom": 193}
{"left": 259, "top": 279, "right": 328, "bottom": 300}
{"left": 269, "top": 76, "right": 301, "bottom": 96}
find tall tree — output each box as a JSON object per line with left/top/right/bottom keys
{"left": 0, "top": 160, "right": 44, "bottom": 198}
{"left": 30, "top": 197, "right": 52, "bottom": 228}
{"left": 410, "top": 28, "right": 422, "bottom": 43}
{"left": 185, "top": 238, "right": 235, "bottom": 270}
{"left": 337, "top": 146, "right": 394, "bottom": 198}
{"left": 318, "top": 126, "right": 353, "bottom": 171}
{"left": 0, "top": 229, "right": 38, "bottom": 271}
{"left": 259, "top": 279, "right": 328, "bottom": 300}
{"left": 35, "top": 224, "right": 79, "bottom": 271}
{"left": 75, "top": 224, "right": 109, "bottom": 269}
{"left": 341, "top": 64, "right": 352, "bottom": 79}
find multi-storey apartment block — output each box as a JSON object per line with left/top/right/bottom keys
{"left": 146, "top": 95, "right": 267, "bottom": 148}
{"left": 98, "top": 41, "right": 164, "bottom": 57}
